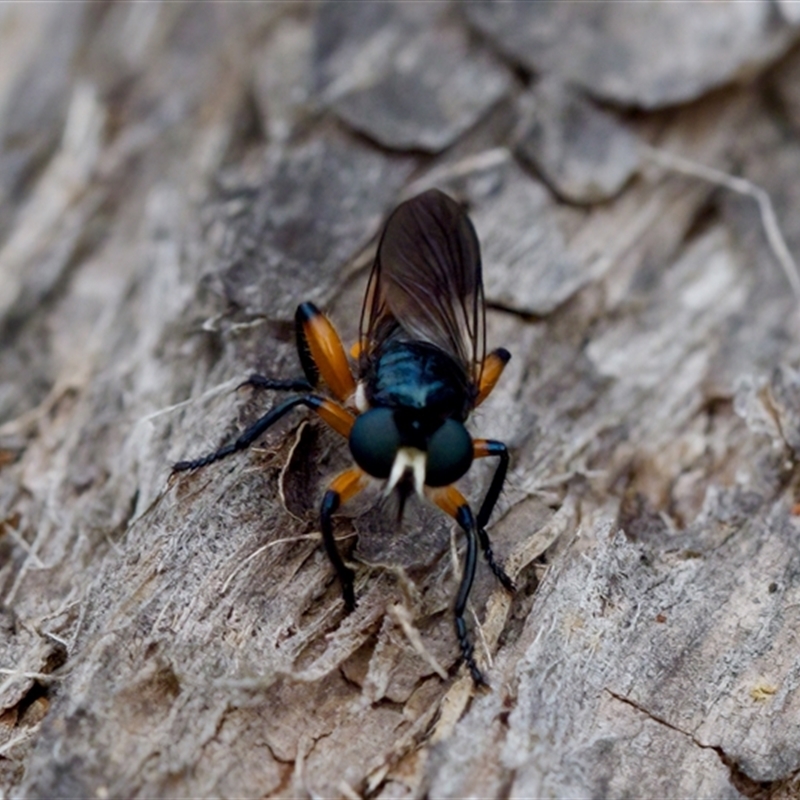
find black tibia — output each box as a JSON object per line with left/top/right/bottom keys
{"left": 476, "top": 440, "right": 515, "bottom": 593}
{"left": 172, "top": 394, "right": 327, "bottom": 472}
{"left": 320, "top": 490, "right": 356, "bottom": 611}
{"left": 295, "top": 302, "right": 322, "bottom": 388}
{"left": 240, "top": 374, "right": 313, "bottom": 392}
{"left": 454, "top": 503, "right": 485, "bottom": 686}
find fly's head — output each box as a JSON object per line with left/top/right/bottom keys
{"left": 348, "top": 407, "right": 473, "bottom": 499}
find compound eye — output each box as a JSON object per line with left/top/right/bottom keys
{"left": 425, "top": 419, "right": 473, "bottom": 487}
{"left": 349, "top": 408, "right": 400, "bottom": 479}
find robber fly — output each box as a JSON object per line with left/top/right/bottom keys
{"left": 173, "top": 189, "right": 514, "bottom": 684}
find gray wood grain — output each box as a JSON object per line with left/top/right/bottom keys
{"left": 465, "top": 0, "right": 799, "bottom": 109}
{"left": 2, "top": 3, "right": 800, "bottom": 798}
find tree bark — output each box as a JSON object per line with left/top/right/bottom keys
{"left": 2, "top": 3, "right": 800, "bottom": 798}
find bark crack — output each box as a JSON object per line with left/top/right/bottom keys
{"left": 605, "top": 689, "right": 797, "bottom": 800}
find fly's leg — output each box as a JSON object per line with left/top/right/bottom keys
{"left": 475, "top": 348, "right": 510, "bottom": 406}
{"left": 454, "top": 503, "right": 483, "bottom": 685}
{"left": 174, "top": 300, "right": 356, "bottom": 472}
{"left": 473, "top": 350, "right": 516, "bottom": 590}
{"left": 295, "top": 302, "right": 356, "bottom": 402}
{"left": 320, "top": 467, "right": 367, "bottom": 611}
{"left": 472, "top": 439, "right": 515, "bottom": 592}
{"left": 429, "top": 485, "right": 487, "bottom": 686}
{"left": 238, "top": 300, "right": 356, "bottom": 395}
{"left": 173, "top": 395, "right": 354, "bottom": 472}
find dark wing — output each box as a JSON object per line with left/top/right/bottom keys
{"left": 359, "top": 189, "right": 486, "bottom": 383}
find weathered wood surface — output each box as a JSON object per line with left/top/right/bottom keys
{"left": 2, "top": 3, "right": 800, "bottom": 798}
